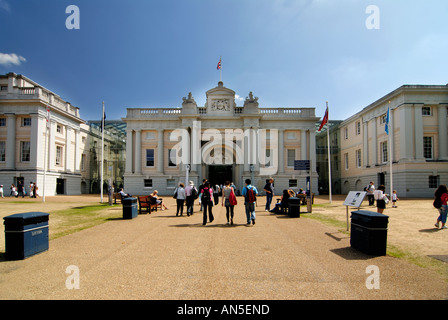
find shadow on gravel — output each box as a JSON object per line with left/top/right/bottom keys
{"left": 330, "top": 247, "right": 377, "bottom": 261}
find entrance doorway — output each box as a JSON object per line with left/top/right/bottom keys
{"left": 208, "top": 165, "right": 233, "bottom": 186}
{"left": 56, "top": 178, "right": 65, "bottom": 195}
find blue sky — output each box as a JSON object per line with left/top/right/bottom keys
{"left": 1, "top": 0, "right": 447, "bottom": 122}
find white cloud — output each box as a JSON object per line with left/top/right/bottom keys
{"left": 0, "top": 0, "right": 11, "bottom": 12}
{"left": 235, "top": 94, "right": 244, "bottom": 102}
{"left": 0, "top": 53, "right": 27, "bottom": 66}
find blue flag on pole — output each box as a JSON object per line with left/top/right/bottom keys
{"left": 385, "top": 106, "right": 390, "bottom": 135}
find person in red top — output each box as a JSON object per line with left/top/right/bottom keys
{"left": 434, "top": 185, "right": 448, "bottom": 229}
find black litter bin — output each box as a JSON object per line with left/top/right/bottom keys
{"left": 288, "top": 197, "right": 300, "bottom": 218}
{"left": 350, "top": 210, "right": 389, "bottom": 256}
{"left": 122, "top": 197, "right": 138, "bottom": 219}
{"left": 4, "top": 212, "right": 49, "bottom": 260}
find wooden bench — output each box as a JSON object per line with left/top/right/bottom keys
{"left": 113, "top": 192, "right": 124, "bottom": 204}
{"left": 137, "top": 195, "right": 162, "bottom": 214}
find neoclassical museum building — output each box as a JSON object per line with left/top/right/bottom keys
{"left": 122, "top": 81, "right": 319, "bottom": 196}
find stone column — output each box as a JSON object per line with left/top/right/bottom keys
{"left": 301, "top": 129, "right": 307, "bottom": 160}
{"left": 438, "top": 104, "right": 448, "bottom": 161}
{"left": 74, "top": 129, "right": 80, "bottom": 173}
{"left": 5, "top": 113, "right": 16, "bottom": 170}
{"left": 309, "top": 129, "right": 316, "bottom": 172}
{"left": 134, "top": 129, "right": 142, "bottom": 175}
{"left": 399, "top": 104, "right": 414, "bottom": 161}
{"left": 48, "top": 120, "right": 56, "bottom": 171}
{"left": 30, "top": 113, "right": 41, "bottom": 169}
{"left": 125, "top": 129, "right": 133, "bottom": 174}
{"left": 414, "top": 104, "right": 424, "bottom": 160}
{"left": 157, "top": 129, "right": 164, "bottom": 174}
{"left": 278, "top": 129, "right": 284, "bottom": 174}
{"left": 363, "top": 120, "right": 369, "bottom": 166}
{"left": 371, "top": 117, "right": 378, "bottom": 165}
{"left": 65, "top": 126, "right": 72, "bottom": 172}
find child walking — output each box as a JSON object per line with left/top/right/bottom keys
{"left": 392, "top": 190, "right": 399, "bottom": 208}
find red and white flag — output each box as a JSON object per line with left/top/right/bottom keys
{"left": 318, "top": 107, "right": 328, "bottom": 132}
{"left": 217, "top": 57, "right": 222, "bottom": 70}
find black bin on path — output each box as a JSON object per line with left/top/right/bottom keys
{"left": 350, "top": 210, "right": 389, "bottom": 256}
{"left": 288, "top": 197, "right": 300, "bottom": 218}
{"left": 122, "top": 197, "right": 138, "bottom": 219}
{"left": 4, "top": 212, "right": 49, "bottom": 260}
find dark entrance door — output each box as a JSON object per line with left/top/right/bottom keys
{"left": 208, "top": 165, "right": 233, "bottom": 186}
{"left": 56, "top": 178, "right": 65, "bottom": 195}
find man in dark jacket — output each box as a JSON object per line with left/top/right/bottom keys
{"left": 263, "top": 178, "right": 275, "bottom": 212}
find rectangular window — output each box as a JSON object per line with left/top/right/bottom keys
{"left": 429, "top": 175, "right": 439, "bottom": 188}
{"left": 356, "top": 149, "right": 362, "bottom": 168}
{"left": 56, "top": 124, "right": 62, "bottom": 134}
{"left": 380, "top": 114, "right": 387, "bottom": 124}
{"left": 289, "top": 179, "right": 298, "bottom": 188}
{"left": 422, "top": 106, "right": 431, "bottom": 116}
{"left": 355, "top": 121, "right": 361, "bottom": 135}
{"left": 0, "top": 86, "right": 7, "bottom": 91}
{"left": 22, "top": 117, "right": 31, "bottom": 127}
{"left": 344, "top": 127, "right": 348, "bottom": 139}
{"left": 144, "top": 179, "right": 153, "bottom": 188}
{"left": 168, "top": 148, "right": 176, "bottom": 167}
{"left": 265, "top": 148, "right": 272, "bottom": 167}
{"left": 287, "top": 149, "right": 295, "bottom": 167}
{"left": 81, "top": 154, "right": 86, "bottom": 171}
{"left": 56, "top": 145, "right": 63, "bottom": 165}
{"left": 0, "top": 141, "right": 5, "bottom": 162}
{"left": 167, "top": 179, "right": 175, "bottom": 188}
{"left": 380, "top": 141, "right": 388, "bottom": 163}
{"left": 146, "top": 149, "right": 154, "bottom": 167}
{"left": 344, "top": 153, "right": 348, "bottom": 170}
{"left": 0, "top": 118, "right": 5, "bottom": 126}
{"left": 21, "top": 141, "right": 30, "bottom": 162}
{"left": 423, "top": 136, "right": 433, "bottom": 159}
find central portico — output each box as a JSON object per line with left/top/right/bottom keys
{"left": 122, "top": 82, "right": 319, "bottom": 195}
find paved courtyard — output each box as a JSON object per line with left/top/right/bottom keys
{"left": 0, "top": 195, "right": 446, "bottom": 300}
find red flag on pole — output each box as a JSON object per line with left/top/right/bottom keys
{"left": 217, "top": 57, "right": 222, "bottom": 70}
{"left": 318, "top": 107, "right": 328, "bottom": 132}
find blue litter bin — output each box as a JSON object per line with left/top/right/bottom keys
{"left": 4, "top": 212, "right": 49, "bottom": 260}
{"left": 122, "top": 197, "right": 138, "bottom": 219}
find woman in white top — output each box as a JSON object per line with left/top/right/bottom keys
{"left": 373, "top": 185, "right": 388, "bottom": 213}
{"left": 175, "top": 183, "right": 186, "bottom": 216}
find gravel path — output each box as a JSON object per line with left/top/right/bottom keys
{"left": 0, "top": 195, "right": 446, "bottom": 300}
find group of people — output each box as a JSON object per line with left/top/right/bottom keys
{"left": 172, "top": 179, "right": 258, "bottom": 226}
{"left": 0, "top": 182, "right": 39, "bottom": 198}
{"left": 365, "top": 181, "right": 399, "bottom": 213}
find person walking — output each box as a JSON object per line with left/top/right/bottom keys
{"left": 222, "top": 181, "right": 236, "bottom": 225}
{"left": 200, "top": 181, "right": 214, "bottom": 225}
{"left": 263, "top": 178, "right": 275, "bottom": 212}
{"left": 373, "top": 185, "right": 388, "bottom": 214}
{"left": 0, "top": 184, "right": 4, "bottom": 198}
{"left": 434, "top": 184, "right": 448, "bottom": 229}
{"left": 185, "top": 181, "right": 198, "bottom": 216}
{"left": 242, "top": 179, "right": 258, "bottom": 225}
{"left": 366, "top": 181, "right": 375, "bottom": 206}
{"left": 198, "top": 179, "right": 207, "bottom": 212}
{"left": 17, "top": 181, "right": 24, "bottom": 198}
{"left": 213, "top": 183, "right": 220, "bottom": 205}
{"left": 175, "top": 183, "right": 186, "bottom": 216}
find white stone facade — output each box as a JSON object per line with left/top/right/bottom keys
{"left": 123, "top": 82, "right": 319, "bottom": 196}
{"left": 339, "top": 85, "right": 448, "bottom": 197}
{"left": 0, "top": 73, "right": 85, "bottom": 196}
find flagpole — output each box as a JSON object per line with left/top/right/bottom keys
{"left": 100, "top": 101, "right": 104, "bottom": 203}
{"left": 326, "top": 101, "right": 332, "bottom": 203}
{"left": 43, "top": 106, "right": 50, "bottom": 203}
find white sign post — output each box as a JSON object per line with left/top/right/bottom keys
{"left": 343, "top": 191, "right": 367, "bottom": 231}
